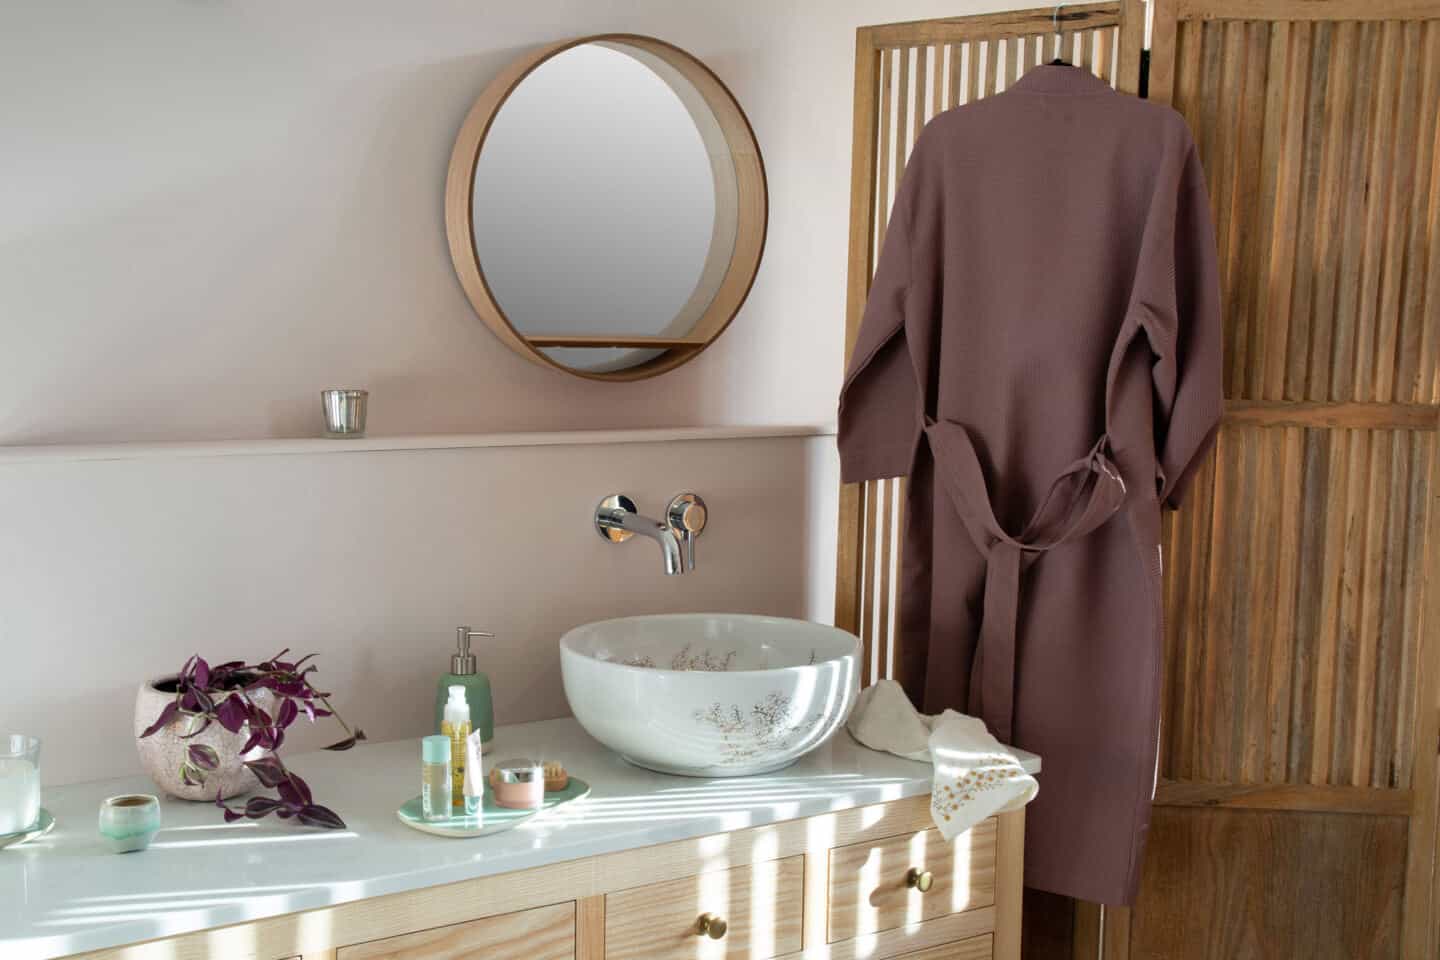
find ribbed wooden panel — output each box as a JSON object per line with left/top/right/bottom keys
{"left": 1159, "top": 425, "right": 1435, "bottom": 789}
{"left": 843, "top": 5, "right": 1134, "bottom": 690}
{"left": 1171, "top": 17, "right": 1440, "bottom": 405}
{"left": 1136, "top": 3, "right": 1440, "bottom": 958}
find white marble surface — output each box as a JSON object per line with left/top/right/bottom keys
{"left": 0, "top": 717, "right": 1039, "bottom": 960}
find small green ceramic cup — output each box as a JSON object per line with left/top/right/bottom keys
{"left": 98, "top": 794, "right": 161, "bottom": 853}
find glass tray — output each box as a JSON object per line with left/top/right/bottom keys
{"left": 396, "top": 777, "right": 589, "bottom": 838}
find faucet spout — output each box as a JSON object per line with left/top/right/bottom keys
{"left": 595, "top": 495, "right": 684, "bottom": 575}
{"left": 612, "top": 512, "right": 684, "bottom": 575}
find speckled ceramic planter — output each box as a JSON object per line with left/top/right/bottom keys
{"left": 133, "top": 676, "right": 275, "bottom": 801}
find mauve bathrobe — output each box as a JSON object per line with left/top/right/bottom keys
{"left": 838, "top": 65, "right": 1222, "bottom": 905}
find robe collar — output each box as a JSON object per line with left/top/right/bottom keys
{"left": 1010, "top": 63, "right": 1114, "bottom": 96}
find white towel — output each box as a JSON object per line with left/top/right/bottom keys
{"left": 847, "top": 679, "right": 1039, "bottom": 840}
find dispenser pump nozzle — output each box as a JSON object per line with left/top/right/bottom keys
{"left": 452, "top": 625, "right": 494, "bottom": 675}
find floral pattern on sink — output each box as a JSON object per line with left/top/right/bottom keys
{"left": 694, "top": 692, "right": 826, "bottom": 764}
{"left": 607, "top": 644, "right": 738, "bottom": 672}
{"left": 605, "top": 645, "right": 824, "bottom": 673}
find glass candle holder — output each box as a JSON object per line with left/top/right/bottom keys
{"left": 322, "top": 389, "right": 368, "bottom": 438}
{"left": 0, "top": 735, "right": 41, "bottom": 836}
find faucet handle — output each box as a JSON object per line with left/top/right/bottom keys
{"left": 666, "top": 493, "right": 707, "bottom": 572}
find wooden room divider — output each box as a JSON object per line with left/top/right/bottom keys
{"left": 1134, "top": 2, "right": 1440, "bottom": 957}
{"left": 837, "top": 1, "right": 1440, "bottom": 957}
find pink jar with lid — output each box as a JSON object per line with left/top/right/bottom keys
{"left": 490, "top": 759, "right": 544, "bottom": 810}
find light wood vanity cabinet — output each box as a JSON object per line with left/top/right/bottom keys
{"left": 70, "top": 796, "right": 1021, "bottom": 960}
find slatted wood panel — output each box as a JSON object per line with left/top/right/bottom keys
{"left": 837, "top": 1, "right": 1145, "bottom": 694}
{"left": 1130, "top": 2, "right": 1440, "bottom": 958}
{"left": 1167, "top": 17, "right": 1440, "bottom": 407}
{"left": 1159, "top": 427, "right": 1435, "bottom": 792}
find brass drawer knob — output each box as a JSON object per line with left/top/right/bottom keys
{"left": 906, "top": 867, "right": 934, "bottom": 892}
{"left": 696, "top": 912, "right": 728, "bottom": 939}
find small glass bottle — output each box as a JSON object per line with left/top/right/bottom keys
{"left": 421, "top": 735, "right": 452, "bottom": 821}
{"left": 441, "top": 685, "right": 471, "bottom": 807}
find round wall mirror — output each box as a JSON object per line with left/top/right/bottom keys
{"left": 445, "top": 35, "right": 768, "bottom": 380}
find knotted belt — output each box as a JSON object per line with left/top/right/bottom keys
{"left": 923, "top": 418, "right": 1129, "bottom": 744}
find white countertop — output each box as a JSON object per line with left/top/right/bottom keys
{"left": 0, "top": 717, "right": 1039, "bottom": 960}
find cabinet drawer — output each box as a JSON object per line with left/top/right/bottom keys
{"left": 605, "top": 854, "right": 804, "bottom": 960}
{"left": 827, "top": 818, "right": 997, "bottom": 943}
{"left": 335, "top": 901, "right": 575, "bottom": 960}
{"left": 893, "top": 933, "right": 994, "bottom": 959}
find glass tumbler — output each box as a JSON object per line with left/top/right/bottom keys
{"left": 0, "top": 736, "right": 41, "bottom": 835}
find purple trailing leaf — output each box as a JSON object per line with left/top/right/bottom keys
{"left": 239, "top": 728, "right": 265, "bottom": 756}
{"left": 139, "top": 701, "right": 180, "bottom": 739}
{"left": 323, "top": 729, "right": 366, "bottom": 751}
{"left": 187, "top": 744, "right": 220, "bottom": 771}
{"left": 192, "top": 656, "right": 211, "bottom": 689}
{"left": 278, "top": 772, "right": 313, "bottom": 807}
{"left": 179, "top": 686, "right": 215, "bottom": 715}
{"left": 245, "top": 756, "right": 288, "bottom": 788}
{"left": 298, "top": 804, "right": 346, "bottom": 829}
{"left": 244, "top": 796, "right": 284, "bottom": 818}
{"left": 214, "top": 696, "right": 248, "bottom": 734}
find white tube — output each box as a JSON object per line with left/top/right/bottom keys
{"left": 462, "top": 730, "right": 484, "bottom": 818}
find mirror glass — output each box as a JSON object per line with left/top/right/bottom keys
{"left": 470, "top": 42, "right": 736, "bottom": 374}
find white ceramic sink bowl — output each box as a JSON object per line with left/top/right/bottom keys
{"left": 560, "top": 614, "right": 862, "bottom": 777}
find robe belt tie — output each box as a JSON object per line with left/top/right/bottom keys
{"left": 922, "top": 417, "right": 1129, "bottom": 744}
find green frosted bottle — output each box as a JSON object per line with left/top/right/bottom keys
{"left": 434, "top": 626, "right": 495, "bottom": 744}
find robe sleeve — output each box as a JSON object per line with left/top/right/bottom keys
{"left": 1139, "top": 135, "right": 1223, "bottom": 509}
{"left": 837, "top": 139, "right": 936, "bottom": 484}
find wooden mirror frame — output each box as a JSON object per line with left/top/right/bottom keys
{"left": 444, "top": 34, "right": 768, "bottom": 382}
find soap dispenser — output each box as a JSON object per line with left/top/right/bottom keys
{"left": 435, "top": 626, "right": 495, "bottom": 744}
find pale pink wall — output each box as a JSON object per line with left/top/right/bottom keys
{"left": 0, "top": 434, "right": 839, "bottom": 786}
{"left": 0, "top": 0, "right": 1027, "bottom": 787}
{"left": 0, "top": 0, "right": 1015, "bottom": 444}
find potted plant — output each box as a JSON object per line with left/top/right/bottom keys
{"left": 134, "top": 650, "right": 364, "bottom": 828}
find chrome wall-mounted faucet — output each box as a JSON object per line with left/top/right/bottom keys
{"left": 595, "top": 493, "right": 708, "bottom": 575}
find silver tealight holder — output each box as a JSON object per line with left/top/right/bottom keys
{"left": 322, "top": 389, "right": 368, "bottom": 438}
